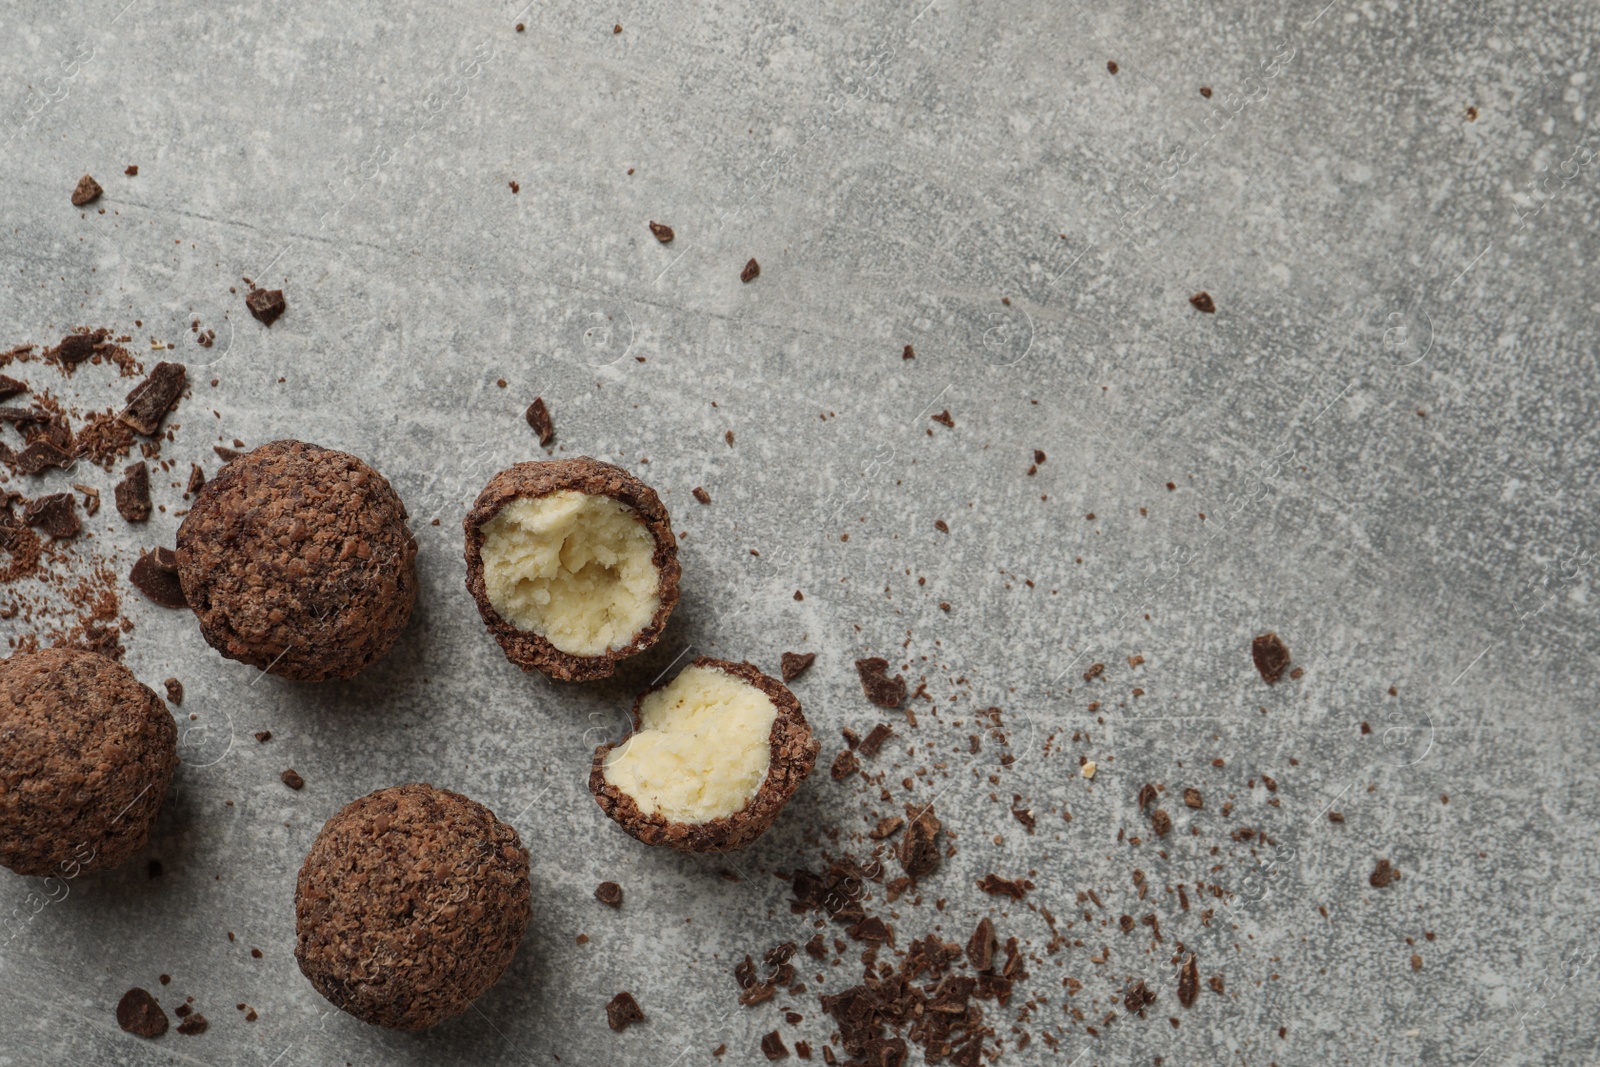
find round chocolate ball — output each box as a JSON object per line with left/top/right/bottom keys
{"left": 176, "top": 440, "right": 417, "bottom": 682}
{"left": 0, "top": 648, "right": 177, "bottom": 877}
{"left": 294, "top": 784, "right": 532, "bottom": 1031}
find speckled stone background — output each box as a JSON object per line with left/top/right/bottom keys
{"left": 2, "top": 0, "right": 1598, "bottom": 1064}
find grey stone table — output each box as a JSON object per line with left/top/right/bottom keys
{"left": 1, "top": 0, "right": 1596, "bottom": 1064}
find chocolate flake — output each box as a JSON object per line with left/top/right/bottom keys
{"left": 858, "top": 723, "right": 894, "bottom": 757}
{"left": 607, "top": 991, "right": 646, "bottom": 1031}
{"left": 245, "top": 288, "right": 287, "bottom": 327}
{"left": 115, "top": 461, "right": 152, "bottom": 521}
{"left": 72, "top": 174, "right": 103, "bottom": 206}
{"left": 899, "top": 805, "right": 942, "bottom": 879}
{"left": 119, "top": 362, "right": 186, "bottom": 436}
{"left": 1251, "top": 632, "right": 1290, "bottom": 684}
{"left": 648, "top": 221, "right": 675, "bottom": 243}
{"left": 116, "top": 988, "right": 168, "bottom": 1038}
{"left": 1189, "top": 291, "right": 1216, "bottom": 314}
{"left": 281, "top": 769, "right": 305, "bottom": 791}
{"left": 741, "top": 258, "right": 761, "bottom": 283}
{"left": 967, "top": 917, "right": 997, "bottom": 971}
{"left": 129, "top": 551, "right": 187, "bottom": 608}
{"left": 781, "top": 651, "right": 815, "bottom": 682}
{"left": 855, "top": 657, "right": 906, "bottom": 708}
{"left": 525, "top": 397, "right": 554, "bottom": 445}
{"left": 23, "top": 493, "right": 80, "bottom": 539}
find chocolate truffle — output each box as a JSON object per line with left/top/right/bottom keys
{"left": 464, "top": 458, "right": 679, "bottom": 681}
{"left": 590, "top": 658, "right": 818, "bottom": 852}
{"left": 176, "top": 440, "right": 417, "bottom": 682}
{"left": 0, "top": 648, "right": 177, "bottom": 877}
{"left": 294, "top": 784, "right": 531, "bottom": 1031}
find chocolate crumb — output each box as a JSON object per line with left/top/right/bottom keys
{"left": 1189, "top": 292, "right": 1216, "bottom": 314}
{"left": 525, "top": 397, "right": 554, "bottom": 445}
{"left": 176, "top": 1013, "right": 207, "bottom": 1036}
{"left": 1208, "top": 974, "right": 1224, "bottom": 994}
{"left": 255, "top": 731, "right": 272, "bottom": 743}
{"left": 281, "top": 769, "right": 305, "bottom": 791}
{"left": 606, "top": 991, "right": 645, "bottom": 1032}
{"left": 649, "top": 221, "right": 675, "bottom": 243}
{"left": 1328, "top": 811, "right": 1345, "bottom": 823}
{"left": 115, "top": 461, "right": 153, "bottom": 522}
{"left": 1106, "top": 60, "right": 1119, "bottom": 74}
{"left": 1199, "top": 86, "right": 1212, "bottom": 97}
{"left": 930, "top": 409, "right": 954, "bottom": 429}
{"left": 129, "top": 551, "right": 188, "bottom": 608}
{"left": 186, "top": 463, "right": 206, "bottom": 496}
{"left": 245, "top": 288, "right": 287, "bottom": 327}
{"left": 1251, "top": 632, "right": 1290, "bottom": 684}
{"left": 855, "top": 657, "right": 906, "bottom": 708}
{"left": 1083, "top": 662, "right": 1105, "bottom": 682}
{"left": 741, "top": 258, "right": 761, "bottom": 283}
{"left": 869, "top": 816, "right": 904, "bottom": 840}
{"left": 251, "top": 948, "right": 262, "bottom": 958}
{"left": 1183, "top": 788, "right": 1203, "bottom": 809}
{"left": 1369, "top": 859, "right": 1399, "bottom": 888}
{"left": 1151, "top": 809, "right": 1172, "bottom": 836}
{"left": 781, "top": 651, "right": 816, "bottom": 682}
{"left": 116, "top": 988, "right": 168, "bottom": 1038}
{"left": 1124, "top": 979, "right": 1155, "bottom": 1016}
{"left": 725, "top": 430, "right": 734, "bottom": 447}
{"left": 831, "top": 749, "right": 860, "bottom": 780}
{"left": 692, "top": 486, "right": 711, "bottom": 505}
{"left": 858, "top": 723, "right": 893, "bottom": 757}
{"left": 934, "top": 519, "right": 949, "bottom": 533}
{"left": 125, "top": 165, "right": 138, "bottom": 176}
{"left": 163, "top": 678, "right": 184, "bottom": 705}
{"left": 595, "top": 881, "right": 623, "bottom": 907}
{"left": 1137, "top": 783, "right": 1158, "bottom": 810}
{"left": 902, "top": 345, "right": 915, "bottom": 360}
{"left": 761, "top": 1030, "right": 789, "bottom": 1060}
{"left": 72, "top": 174, "right": 103, "bottom": 206}
{"left": 978, "top": 873, "right": 1030, "bottom": 900}
{"left": 899, "top": 805, "right": 942, "bottom": 879}
{"left": 119, "top": 362, "right": 186, "bottom": 436}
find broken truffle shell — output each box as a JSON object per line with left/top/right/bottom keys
{"left": 589, "top": 658, "right": 819, "bottom": 853}
{"left": 464, "top": 458, "right": 679, "bottom": 682}
{"left": 294, "top": 783, "right": 531, "bottom": 1031}
{"left": 176, "top": 440, "right": 417, "bottom": 682}
{"left": 0, "top": 648, "right": 177, "bottom": 877}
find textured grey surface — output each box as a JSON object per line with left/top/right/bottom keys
{"left": 2, "top": 0, "right": 1598, "bottom": 1064}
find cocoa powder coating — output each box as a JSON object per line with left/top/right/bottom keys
{"left": 0, "top": 647, "right": 177, "bottom": 876}
{"left": 294, "top": 783, "right": 532, "bottom": 1031}
{"left": 176, "top": 440, "right": 417, "bottom": 682}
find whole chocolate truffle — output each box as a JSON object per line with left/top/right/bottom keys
{"left": 590, "top": 658, "right": 819, "bottom": 852}
{"left": 176, "top": 440, "right": 417, "bottom": 682}
{"left": 464, "top": 458, "right": 680, "bottom": 681}
{"left": 0, "top": 648, "right": 177, "bottom": 877}
{"left": 294, "top": 783, "right": 531, "bottom": 1031}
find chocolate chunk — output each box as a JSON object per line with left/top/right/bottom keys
{"left": 830, "top": 749, "right": 860, "bottom": 780}
{"left": 1151, "top": 809, "right": 1172, "bottom": 836}
{"left": 129, "top": 551, "right": 188, "bottom": 609}
{"left": 899, "top": 805, "right": 941, "bottom": 879}
{"left": 966, "top": 917, "right": 997, "bottom": 971}
{"left": 1178, "top": 953, "right": 1199, "bottom": 1008}
{"left": 115, "top": 462, "right": 152, "bottom": 522}
{"left": 116, "top": 987, "right": 169, "bottom": 1038}
{"left": 760, "top": 1030, "right": 789, "bottom": 1060}
{"left": 1370, "top": 858, "right": 1399, "bottom": 888}
{"left": 23, "top": 493, "right": 80, "bottom": 539}
{"left": 186, "top": 464, "right": 206, "bottom": 496}
{"left": 848, "top": 916, "right": 888, "bottom": 942}
{"left": 13, "top": 440, "right": 74, "bottom": 474}
{"left": 525, "top": 397, "right": 554, "bottom": 445}
{"left": 741, "top": 258, "right": 760, "bottom": 283}
{"left": 281, "top": 769, "right": 305, "bottom": 790}
{"left": 0, "top": 376, "right": 25, "bottom": 402}
{"left": 1183, "top": 787, "right": 1203, "bottom": 809}
{"left": 245, "top": 288, "right": 287, "bottom": 327}
{"left": 176, "top": 1013, "right": 207, "bottom": 1036}
{"left": 858, "top": 723, "right": 893, "bottom": 757}
{"left": 71, "top": 174, "right": 103, "bottom": 206}
{"left": 648, "top": 221, "right": 674, "bottom": 243}
{"left": 1189, "top": 291, "right": 1216, "bottom": 314}
{"left": 119, "top": 362, "right": 186, "bottom": 436}
{"left": 1252, "top": 632, "right": 1290, "bottom": 684}
{"left": 606, "top": 991, "right": 645, "bottom": 1032}
{"left": 595, "top": 881, "right": 623, "bottom": 907}
{"left": 1123, "top": 979, "right": 1155, "bottom": 1016}
{"left": 163, "top": 678, "right": 184, "bottom": 705}
{"left": 930, "top": 409, "right": 954, "bottom": 428}
{"left": 692, "top": 486, "right": 711, "bottom": 505}
{"left": 781, "top": 651, "right": 815, "bottom": 681}
{"left": 855, "top": 657, "right": 905, "bottom": 708}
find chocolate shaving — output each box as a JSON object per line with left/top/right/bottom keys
{"left": 23, "top": 493, "right": 80, "bottom": 539}
{"left": 245, "top": 288, "right": 287, "bottom": 327}
{"left": 855, "top": 657, "right": 906, "bottom": 708}
{"left": 606, "top": 991, "right": 646, "bottom": 1032}
{"left": 781, "top": 651, "right": 815, "bottom": 682}
{"left": 129, "top": 550, "right": 187, "bottom": 608}
{"left": 1251, "top": 632, "right": 1290, "bottom": 684}
{"left": 525, "top": 397, "right": 554, "bottom": 445}
{"left": 119, "top": 362, "right": 186, "bottom": 436}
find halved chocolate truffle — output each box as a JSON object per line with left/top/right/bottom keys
{"left": 464, "top": 458, "right": 679, "bottom": 681}
{"left": 176, "top": 440, "right": 417, "bottom": 682}
{"left": 0, "top": 648, "right": 177, "bottom": 877}
{"left": 590, "top": 658, "right": 818, "bottom": 852}
{"left": 294, "top": 783, "right": 531, "bottom": 1031}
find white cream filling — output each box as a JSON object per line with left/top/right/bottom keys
{"left": 480, "top": 490, "right": 661, "bottom": 657}
{"left": 603, "top": 665, "right": 778, "bottom": 823}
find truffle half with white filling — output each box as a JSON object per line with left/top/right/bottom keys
{"left": 464, "top": 458, "right": 679, "bottom": 681}
{"left": 590, "top": 658, "right": 819, "bottom": 852}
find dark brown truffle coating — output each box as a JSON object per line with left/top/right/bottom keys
{"left": 0, "top": 648, "right": 177, "bottom": 877}
{"left": 589, "top": 658, "right": 819, "bottom": 853}
{"left": 463, "top": 458, "right": 680, "bottom": 682}
{"left": 294, "top": 783, "right": 531, "bottom": 1031}
{"left": 176, "top": 440, "right": 417, "bottom": 682}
